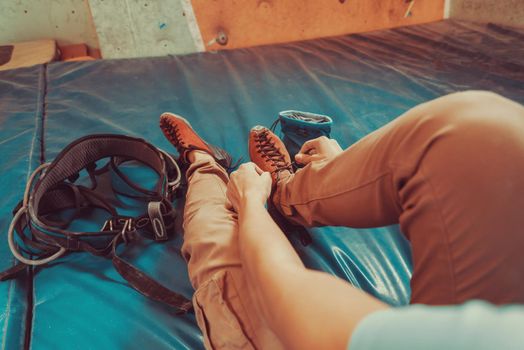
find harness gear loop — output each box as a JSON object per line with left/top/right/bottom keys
{"left": 8, "top": 206, "right": 66, "bottom": 266}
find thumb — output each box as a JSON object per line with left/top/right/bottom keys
{"left": 295, "top": 153, "right": 313, "bottom": 165}
{"left": 253, "top": 163, "right": 264, "bottom": 175}
{"left": 261, "top": 171, "right": 272, "bottom": 184}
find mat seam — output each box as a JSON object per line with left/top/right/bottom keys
{"left": 23, "top": 63, "right": 48, "bottom": 350}
{"left": 0, "top": 263, "right": 14, "bottom": 350}
{"left": 1, "top": 65, "right": 46, "bottom": 350}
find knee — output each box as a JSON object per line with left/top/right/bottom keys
{"left": 422, "top": 90, "right": 524, "bottom": 133}
{"left": 422, "top": 91, "right": 524, "bottom": 158}
{"left": 400, "top": 91, "right": 524, "bottom": 160}
{"left": 439, "top": 90, "right": 516, "bottom": 115}
{"left": 447, "top": 90, "right": 504, "bottom": 102}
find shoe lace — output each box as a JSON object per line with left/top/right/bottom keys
{"left": 255, "top": 130, "right": 292, "bottom": 172}
{"left": 164, "top": 123, "right": 185, "bottom": 148}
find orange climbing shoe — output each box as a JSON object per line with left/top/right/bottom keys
{"left": 160, "top": 112, "right": 232, "bottom": 168}
{"left": 249, "top": 125, "right": 293, "bottom": 185}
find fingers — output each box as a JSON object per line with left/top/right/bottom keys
{"left": 225, "top": 183, "right": 236, "bottom": 212}
{"left": 299, "top": 136, "right": 332, "bottom": 154}
{"left": 227, "top": 161, "right": 272, "bottom": 212}
{"left": 297, "top": 136, "right": 343, "bottom": 165}
{"left": 330, "top": 139, "right": 343, "bottom": 152}
{"left": 295, "top": 153, "right": 324, "bottom": 165}
{"left": 260, "top": 171, "right": 272, "bottom": 185}
{"left": 299, "top": 138, "right": 320, "bottom": 155}
{"left": 236, "top": 162, "right": 267, "bottom": 176}
{"left": 253, "top": 163, "right": 265, "bottom": 175}
{"left": 238, "top": 162, "right": 258, "bottom": 172}
{"left": 225, "top": 199, "right": 234, "bottom": 211}
{"left": 295, "top": 153, "right": 313, "bottom": 165}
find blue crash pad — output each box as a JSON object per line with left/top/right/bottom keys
{"left": 0, "top": 66, "right": 44, "bottom": 350}
{"left": 0, "top": 20, "right": 523, "bottom": 349}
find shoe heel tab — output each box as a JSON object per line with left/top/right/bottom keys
{"left": 250, "top": 125, "right": 268, "bottom": 132}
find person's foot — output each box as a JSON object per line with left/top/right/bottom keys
{"left": 160, "top": 112, "right": 232, "bottom": 168}
{"left": 249, "top": 126, "right": 293, "bottom": 185}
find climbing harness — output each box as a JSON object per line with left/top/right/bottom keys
{"left": 1, "top": 134, "right": 192, "bottom": 313}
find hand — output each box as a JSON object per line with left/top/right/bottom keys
{"left": 295, "top": 136, "right": 343, "bottom": 165}
{"left": 226, "top": 162, "right": 272, "bottom": 213}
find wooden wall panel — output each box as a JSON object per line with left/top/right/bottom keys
{"left": 192, "top": 0, "right": 445, "bottom": 50}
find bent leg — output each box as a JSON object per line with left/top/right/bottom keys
{"left": 182, "top": 154, "right": 284, "bottom": 349}
{"left": 274, "top": 91, "right": 524, "bottom": 305}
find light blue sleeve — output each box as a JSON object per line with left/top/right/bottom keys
{"left": 349, "top": 301, "right": 524, "bottom": 350}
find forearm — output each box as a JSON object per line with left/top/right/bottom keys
{"left": 238, "top": 197, "right": 389, "bottom": 350}
{"left": 237, "top": 197, "right": 304, "bottom": 325}
{"left": 238, "top": 197, "right": 304, "bottom": 271}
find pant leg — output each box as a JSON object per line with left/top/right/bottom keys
{"left": 273, "top": 91, "right": 524, "bottom": 305}
{"left": 182, "top": 157, "right": 284, "bottom": 350}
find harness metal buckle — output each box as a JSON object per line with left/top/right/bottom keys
{"left": 101, "top": 216, "right": 135, "bottom": 236}
{"left": 157, "top": 148, "right": 181, "bottom": 197}
{"left": 101, "top": 219, "right": 113, "bottom": 232}
{"left": 120, "top": 218, "right": 134, "bottom": 244}
{"left": 148, "top": 201, "right": 169, "bottom": 241}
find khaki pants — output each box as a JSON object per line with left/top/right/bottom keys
{"left": 182, "top": 157, "right": 285, "bottom": 349}
{"left": 182, "top": 91, "right": 524, "bottom": 348}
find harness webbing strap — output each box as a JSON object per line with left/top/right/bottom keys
{"left": 1, "top": 134, "right": 192, "bottom": 313}
{"left": 112, "top": 233, "right": 193, "bottom": 313}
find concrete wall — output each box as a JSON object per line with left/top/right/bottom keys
{"left": 0, "top": 0, "right": 99, "bottom": 47}
{"left": 87, "top": 0, "right": 203, "bottom": 59}
{"left": 449, "top": 0, "right": 524, "bottom": 27}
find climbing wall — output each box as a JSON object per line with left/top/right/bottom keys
{"left": 88, "top": 0, "right": 204, "bottom": 58}
{"left": 194, "top": 0, "right": 445, "bottom": 50}
{"left": 88, "top": 0, "right": 445, "bottom": 58}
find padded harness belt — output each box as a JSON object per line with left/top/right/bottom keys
{"left": 1, "top": 134, "right": 193, "bottom": 314}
